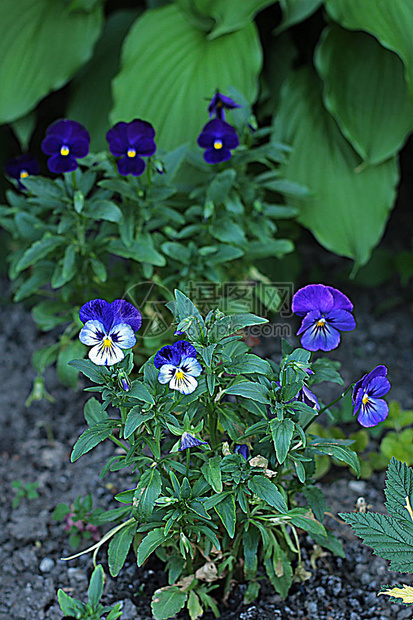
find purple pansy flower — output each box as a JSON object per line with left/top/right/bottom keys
{"left": 234, "top": 444, "right": 249, "bottom": 460}
{"left": 5, "top": 154, "right": 39, "bottom": 189}
{"left": 179, "top": 432, "right": 208, "bottom": 451}
{"left": 208, "top": 91, "right": 240, "bottom": 120}
{"left": 154, "top": 340, "right": 202, "bottom": 395}
{"left": 292, "top": 284, "right": 356, "bottom": 352}
{"left": 197, "top": 118, "right": 239, "bottom": 164}
{"left": 352, "top": 365, "right": 390, "bottom": 427}
{"left": 79, "top": 299, "right": 141, "bottom": 366}
{"left": 106, "top": 120, "right": 156, "bottom": 176}
{"left": 42, "top": 119, "right": 90, "bottom": 173}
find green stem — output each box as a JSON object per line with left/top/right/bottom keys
{"left": 208, "top": 403, "right": 218, "bottom": 450}
{"left": 301, "top": 383, "right": 354, "bottom": 432}
{"left": 109, "top": 433, "right": 128, "bottom": 452}
{"left": 186, "top": 448, "right": 190, "bottom": 478}
{"left": 71, "top": 170, "right": 77, "bottom": 191}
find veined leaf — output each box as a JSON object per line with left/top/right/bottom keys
{"left": 325, "top": 0, "right": 413, "bottom": 100}
{"left": 273, "top": 68, "right": 399, "bottom": 267}
{"left": 270, "top": 418, "right": 294, "bottom": 465}
{"left": 384, "top": 457, "right": 413, "bottom": 529}
{"left": 108, "top": 521, "right": 137, "bottom": 577}
{"left": 225, "top": 381, "right": 270, "bottom": 405}
{"left": 310, "top": 437, "right": 361, "bottom": 477}
{"left": 71, "top": 422, "right": 115, "bottom": 462}
{"left": 0, "top": 0, "right": 103, "bottom": 122}
{"left": 248, "top": 476, "right": 288, "bottom": 512}
{"left": 191, "top": 0, "right": 277, "bottom": 39}
{"left": 138, "top": 528, "right": 170, "bottom": 566}
{"left": 315, "top": 25, "right": 413, "bottom": 165}
{"left": 151, "top": 586, "right": 188, "bottom": 620}
{"left": 214, "top": 494, "right": 236, "bottom": 538}
{"left": 276, "top": 0, "right": 323, "bottom": 34}
{"left": 133, "top": 468, "right": 162, "bottom": 520}
{"left": 111, "top": 4, "right": 262, "bottom": 149}
{"left": 379, "top": 584, "right": 413, "bottom": 603}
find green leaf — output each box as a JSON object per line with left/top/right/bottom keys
{"left": 111, "top": 4, "right": 262, "bottom": 149}
{"left": 137, "top": 528, "right": 169, "bottom": 566}
{"left": 71, "top": 422, "right": 114, "bottom": 461}
{"left": 248, "top": 476, "right": 288, "bottom": 512}
{"left": 91, "top": 258, "right": 107, "bottom": 283}
{"left": 277, "top": 0, "right": 323, "bottom": 33}
{"left": 310, "top": 357, "right": 344, "bottom": 386}
{"left": 384, "top": 458, "right": 413, "bottom": 527}
{"left": 133, "top": 468, "right": 162, "bottom": 520}
{"left": 206, "top": 169, "right": 237, "bottom": 205}
{"left": 273, "top": 68, "right": 399, "bottom": 267}
{"left": 57, "top": 340, "right": 86, "bottom": 388}
{"left": 302, "top": 485, "right": 326, "bottom": 523}
{"left": 201, "top": 456, "right": 223, "bottom": 493}
{"left": 225, "top": 381, "right": 270, "bottom": 404}
{"left": 57, "top": 589, "right": 84, "bottom": 616}
{"left": 88, "top": 564, "right": 104, "bottom": 608}
{"left": 68, "top": 358, "right": 106, "bottom": 384}
{"left": 0, "top": 0, "right": 103, "bottom": 122}
{"left": 224, "top": 354, "right": 272, "bottom": 376}
{"left": 11, "top": 110, "right": 36, "bottom": 151}
{"left": 151, "top": 586, "right": 188, "bottom": 620}
{"left": 189, "top": 0, "right": 276, "bottom": 39}
{"left": 68, "top": 10, "right": 140, "bottom": 150}
{"left": 288, "top": 509, "right": 326, "bottom": 538}
{"left": 124, "top": 407, "right": 154, "bottom": 438}
{"left": 107, "top": 238, "right": 166, "bottom": 266}
{"left": 128, "top": 381, "right": 155, "bottom": 404}
{"left": 340, "top": 511, "right": 413, "bottom": 572}
{"left": 108, "top": 521, "right": 137, "bottom": 577}
{"left": 310, "top": 437, "right": 361, "bottom": 477}
{"left": 315, "top": 25, "right": 413, "bottom": 165}
{"left": 214, "top": 494, "right": 236, "bottom": 538}
{"left": 187, "top": 590, "right": 203, "bottom": 620}
{"left": 270, "top": 418, "right": 295, "bottom": 465}
{"left": 325, "top": 0, "right": 413, "bottom": 100}
{"left": 86, "top": 200, "right": 123, "bottom": 223}
{"left": 15, "top": 234, "right": 64, "bottom": 273}
{"left": 84, "top": 397, "right": 108, "bottom": 426}
{"left": 264, "top": 541, "right": 293, "bottom": 598}
{"left": 243, "top": 526, "right": 260, "bottom": 578}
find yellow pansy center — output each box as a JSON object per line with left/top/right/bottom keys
{"left": 175, "top": 370, "right": 185, "bottom": 380}
{"left": 362, "top": 394, "right": 369, "bottom": 406}
{"left": 214, "top": 139, "right": 223, "bottom": 150}
{"left": 127, "top": 148, "right": 136, "bottom": 158}
{"left": 60, "top": 145, "right": 70, "bottom": 156}
{"left": 316, "top": 318, "right": 326, "bottom": 328}
{"left": 20, "top": 170, "right": 29, "bottom": 179}
{"left": 103, "top": 337, "right": 112, "bottom": 348}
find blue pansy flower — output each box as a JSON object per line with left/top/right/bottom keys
{"left": 179, "top": 432, "right": 208, "bottom": 451}
{"left": 197, "top": 118, "right": 239, "bottom": 164}
{"left": 6, "top": 154, "right": 39, "bottom": 189}
{"left": 352, "top": 365, "right": 391, "bottom": 427}
{"left": 42, "top": 119, "right": 90, "bottom": 173}
{"left": 234, "top": 444, "right": 249, "bottom": 460}
{"left": 292, "top": 284, "right": 356, "bottom": 352}
{"left": 79, "top": 299, "right": 141, "bottom": 366}
{"left": 154, "top": 340, "right": 202, "bottom": 395}
{"left": 106, "top": 119, "right": 156, "bottom": 176}
{"left": 208, "top": 91, "right": 240, "bottom": 120}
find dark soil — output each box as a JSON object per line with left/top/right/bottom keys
{"left": 1, "top": 272, "right": 413, "bottom": 620}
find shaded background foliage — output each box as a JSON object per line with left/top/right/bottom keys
{"left": 1, "top": 0, "right": 413, "bottom": 270}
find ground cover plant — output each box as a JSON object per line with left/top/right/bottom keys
{"left": 56, "top": 284, "right": 393, "bottom": 619}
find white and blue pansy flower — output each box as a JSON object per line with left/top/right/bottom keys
{"left": 179, "top": 432, "right": 208, "bottom": 451}
{"left": 79, "top": 299, "right": 142, "bottom": 366}
{"left": 154, "top": 340, "right": 202, "bottom": 395}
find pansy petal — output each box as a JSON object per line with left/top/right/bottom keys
{"left": 357, "top": 398, "right": 389, "bottom": 427}
{"left": 154, "top": 345, "right": 181, "bottom": 369}
{"left": 234, "top": 444, "right": 249, "bottom": 459}
{"left": 80, "top": 299, "right": 112, "bottom": 329}
{"left": 296, "top": 310, "right": 320, "bottom": 336}
{"left": 109, "top": 323, "right": 136, "bottom": 349}
{"left": 135, "top": 136, "right": 157, "bottom": 156}
{"left": 170, "top": 372, "right": 198, "bottom": 395}
{"left": 179, "top": 432, "right": 208, "bottom": 451}
{"left": 223, "top": 131, "right": 239, "bottom": 150}
{"left": 157, "top": 363, "right": 177, "bottom": 384}
{"left": 197, "top": 130, "right": 215, "bottom": 148}
{"left": 180, "top": 356, "right": 202, "bottom": 377}
{"left": 204, "top": 147, "right": 232, "bottom": 164}
{"left": 110, "top": 300, "right": 142, "bottom": 332}
{"left": 41, "top": 135, "right": 63, "bottom": 155}
{"left": 117, "top": 156, "right": 146, "bottom": 176}
{"left": 352, "top": 374, "right": 366, "bottom": 405}
{"left": 174, "top": 340, "right": 197, "bottom": 360}
{"left": 366, "top": 365, "right": 388, "bottom": 382}
{"left": 300, "top": 322, "right": 340, "bottom": 352}
{"left": 88, "top": 341, "right": 125, "bottom": 366}
{"left": 292, "top": 284, "right": 334, "bottom": 316}
{"left": 369, "top": 376, "right": 391, "bottom": 398}
{"left": 302, "top": 385, "right": 320, "bottom": 410}
{"left": 79, "top": 320, "right": 106, "bottom": 345}
{"left": 326, "top": 308, "right": 356, "bottom": 331}
{"left": 48, "top": 154, "right": 78, "bottom": 173}
{"left": 326, "top": 286, "right": 353, "bottom": 311}
{"left": 127, "top": 119, "right": 155, "bottom": 143}
{"left": 69, "top": 138, "right": 90, "bottom": 158}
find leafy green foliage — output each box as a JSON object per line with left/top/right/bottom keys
{"left": 11, "top": 480, "right": 39, "bottom": 509}
{"left": 0, "top": 0, "right": 103, "bottom": 122}
{"left": 58, "top": 564, "right": 122, "bottom": 619}
{"left": 341, "top": 459, "right": 413, "bottom": 573}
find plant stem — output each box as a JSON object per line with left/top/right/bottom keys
{"left": 109, "top": 433, "right": 128, "bottom": 452}
{"left": 208, "top": 402, "right": 217, "bottom": 450}
{"left": 301, "top": 383, "right": 354, "bottom": 432}
{"left": 186, "top": 448, "right": 190, "bottom": 478}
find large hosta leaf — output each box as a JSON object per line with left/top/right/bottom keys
{"left": 315, "top": 25, "right": 413, "bottom": 165}
{"left": 111, "top": 5, "right": 262, "bottom": 150}
{"left": 276, "top": 0, "right": 323, "bottom": 33}
{"left": 0, "top": 0, "right": 103, "bottom": 123}
{"left": 325, "top": 0, "right": 413, "bottom": 100}
{"left": 189, "top": 0, "right": 277, "bottom": 39}
{"left": 273, "top": 68, "right": 399, "bottom": 266}
{"left": 67, "top": 10, "right": 139, "bottom": 151}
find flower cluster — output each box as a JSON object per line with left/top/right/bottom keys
{"left": 79, "top": 299, "right": 141, "bottom": 366}
{"left": 198, "top": 91, "right": 240, "bottom": 164}
{"left": 5, "top": 154, "right": 39, "bottom": 189}
{"left": 106, "top": 119, "right": 156, "bottom": 177}
{"left": 41, "top": 119, "right": 90, "bottom": 173}
{"left": 154, "top": 340, "right": 202, "bottom": 395}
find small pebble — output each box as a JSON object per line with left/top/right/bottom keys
{"left": 348, "top": 480, "right": 367, "bottom": 493}
{"left": 39, "top": 557, "right": 54, "bottom": 573}
{"left": 68, "top": 567, "right": 87, "bottom": 583}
